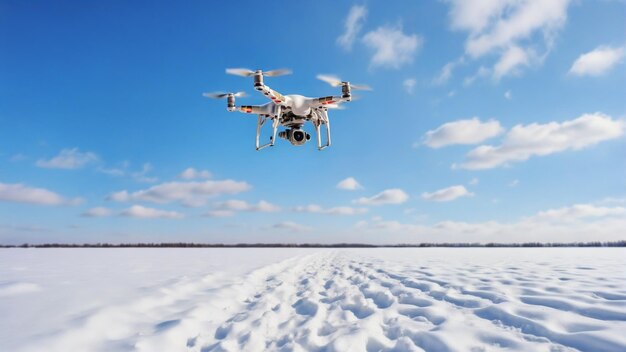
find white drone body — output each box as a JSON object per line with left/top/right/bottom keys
{"left": 204, "top": 69, "right": 370, "bottom": 150}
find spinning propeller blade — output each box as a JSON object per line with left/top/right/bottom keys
{"left": 226, "top": 68, "right": 291, "bottom": 77}
{"left": 316, "top": 74, "right": 372, "bottom": 90}
{"left": 350, "top": 83, "right": 372, "bottom": 91}
{"left": 202, "top": 91, "right": 246, "bottom": 99}
{"left": 263, "top": 68, "right": 292, "bottom": 77}
{"left": 316, "top": 74, "right": 343, "bottom": 87}
{"left": 225, "top": 68, "right": 255, "bottom": 77}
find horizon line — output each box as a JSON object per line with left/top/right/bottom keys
{"left": 2, "top": 241, "right": 625, "bottom": 248}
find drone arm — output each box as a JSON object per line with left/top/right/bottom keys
{"left": 253, "top": 76, "right": 289, "bottom": 105}
{"left": 311, "top": 95, "right": 351, "bottom": 109}
{"left": 234, "top": 105, "right": 273, "bottom": 115}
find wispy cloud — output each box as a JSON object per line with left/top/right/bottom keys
{"left": 532, "top": 204, "right": 626, "bottom": 221}
{"left": 421, "top": 185, "right": 474, "bottom": 202}
{"left": 206, "top": 200, "right": 280, "bottom": 217}
{"left": 10, "top": 153, "right": 27, "bottom": 162}
{"left": 179, "top": 167, "right": 212, "bottom": 180}
{"left": 271, "top": 221, "right": 312, "bottom": 233}
{"left": 97, "top": 161, "right": 157, "bottom": 183}
{"left": 403, "top": 78, "right": 417, "bottom": 94}
{"left": 81, "top": 207, "right": 113, "bottom": 217}
{"left": 108, "top": 179, "right": 251, "bottom": 207}
{"left": 294, "top": 204, "right": 367, "bottom": 216}
{"left": 337, "top": 5, "right": 367, "bottom": 51}
{"left": 355, "top": 202, "right": 626, "bottom": 243}
{"left": 36, "top": 148, "right": 98, "bottom": 169}
{"left": 433, "top": 59, "right": 464, "bottom": 85}
{"left": 493, "top": 45, "right": 533, "bottom": 80}
{"left": 120, "top": 205, "right": 184, "bottom": 219}
{"left": 353, "top": 189, "right": 409, "bottom": 206}
{"left": 131, "top": 163, "right": 157, "bottom": 183}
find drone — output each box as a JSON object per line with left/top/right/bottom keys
{"left": 204, "top": 68, "right": 371, "bottom": 150}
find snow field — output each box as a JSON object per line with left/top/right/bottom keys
{"left": 1, "top": 248, "right": 625, "bottom": 351}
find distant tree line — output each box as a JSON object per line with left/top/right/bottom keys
{"left": 1, "top": 241, "right": 624, "bottom": 248}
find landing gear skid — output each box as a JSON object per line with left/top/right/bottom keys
{"left": 314, "top": 109, "right": 331, "bottom": 150}
{"left": 255, "top": 106, "right": 282, "bottom": 150}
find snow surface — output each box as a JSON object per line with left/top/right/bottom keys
{"left": 1, "top": 248, "right": 625, "bottom": 351}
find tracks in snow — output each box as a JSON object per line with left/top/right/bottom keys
{"left": 23, "top": 250, "right": 626, "bottom": 352}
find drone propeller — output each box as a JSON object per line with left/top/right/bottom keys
{"left": 316, "top": 74, "right": 372, "bottom": 91}
{"left": 202, "top": 91, "right": 246, "bottom": 99}
{"left": 316, "top": 74, "right": 342, "bottom": 87}
{"left": 226, "top": 68, "right": 292, "bottom": 77}
{"left": 225, "top": 68, "right": 255, "bottom": 77}
{"left": 264, "top": 68, "right": 292, "bottom": 77}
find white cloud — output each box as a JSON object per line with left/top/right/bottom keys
{"left": 462, "top": 0, "right": 569, "bottom": 57}
{"left": 434, "top": 62, "right": 454, "bottom": 85}
{"left": 97, "top": 161, "right": 157, "bottom": 183}
{"left": 504, "top": 90, "right": 512, "bottom": 100}
{"left": 446, "top": 0, "right": 571, "bottom": 79}
{"left": 355, "top": 202, "right": 626, "bottom": 243}
{"left": 272, "top": 221, "right": 312, "bottom": 233}
{"left": 337, "top": 5, "right": 367, "bottom": 51}
{"left": 120, "top": 205, "right": 184, "bottom": 219}
{"left": 36, "top": 148, "right": 98, "bottom": 169}
{"left": 362, "top": 25, "right": 423, "bottom": 69}
{"left": 423, "top": 118, "right": 503, "bottom": 148}
{"left": 463, "top": 66, "right": 490, "bottom": 86}
{"left": 534, "top": 204, "right": 626, "bottom": 221}
{"left": 493, "top": 45, "right": 532, "bottom": 79}
{"left": 469, "top": 178, "right": 479, "bottom": 186}
{"left": 447, "top": 0, "right": 511, "bottom": 34}
{"left": 0, "top": 182, "right": 80, "bottom": 206}
{"left": 422, "top": 185, "right": 474, "bottom": 202}
{"left": 294, "top": 204, "right": 368, "bottom": 216}
{"left": 108, "top": 179, "right": 251, "bottom": 207}
{"left": 179, "top": 167, "right": 212, "bottom": 180}
{"left": 457, "top": 112, "right": 625, "bottom": 170}
{"left": 598, "top": 197, "right": 626, "bottom": 205}
{"left": 205, "top": 210, "right": 235, "bottom": 218}
{"left": 403, "top": 78, "right": 417, "bottom": 94}
{"left": 509, "top": 179, "right": 520, "bottom": 187}
{"left": 353, "top": 188, "right": 409, "bottom": 206}
{"left": 210, "top": 200, "right": 280, "bottom": 217}
{"left": 98, "top": 166, "right": 125, "bottom": 177}
{"left": 81, "top": 207, "right": 112, "bottom": 217}
{"left": 131, "top": 163, "right": 157, "bottom": 183}
{"left": 336, "top": 177, "right": 362, "bottom": 191}
{"left": 10, "top": 153, "right": 27, "bottom": 162}
{"left": 569, "top": 45, "right": 625, "bottom": 77}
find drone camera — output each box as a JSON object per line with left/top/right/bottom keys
{"left": 278, "top": 128, "right": 310, "bottom": 146}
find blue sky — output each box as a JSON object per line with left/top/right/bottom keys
{"left": 1, "top": 0, "right": 625, "bottom": 244}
